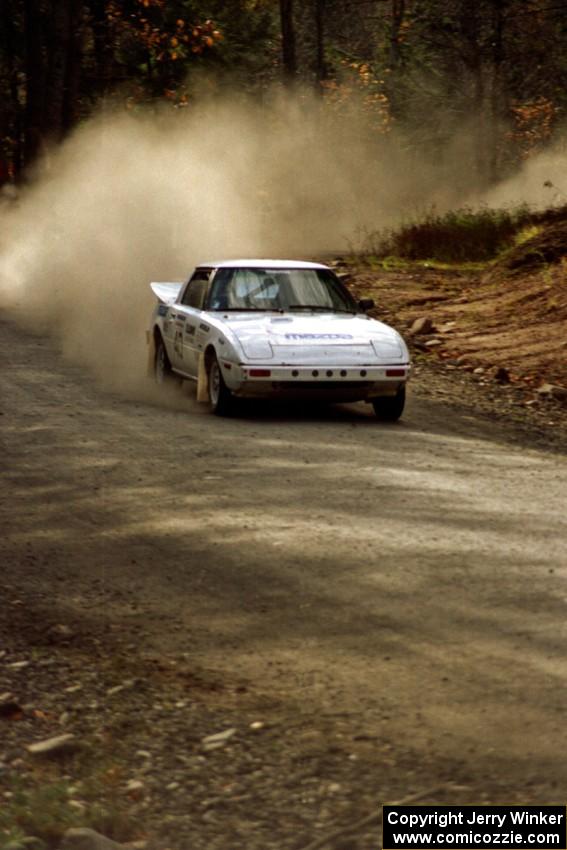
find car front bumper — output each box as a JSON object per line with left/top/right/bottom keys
{"left": 221, "top": 362, "right": 410, "bottom": 401}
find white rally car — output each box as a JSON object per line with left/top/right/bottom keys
{"left": 148, "top": 260, "right": 410, "bottom": 419}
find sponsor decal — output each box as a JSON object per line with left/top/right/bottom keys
{"left": 199, "top": 323, "right": 210, "bottom": 333}
{"left": 174, "top": 330, "right": 183, "bottom": 358}
{"left": 185, "top": 324, "right": 196, "bottom": 336}
{"left": 284, "top": 333, "right": 353, "bottom": 340}
{"left": 158, "top": 304, "right": 168, "bottom": 317}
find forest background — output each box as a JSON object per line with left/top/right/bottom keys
{"left": 1, "top": 0, "right": 566, "bottom": 190}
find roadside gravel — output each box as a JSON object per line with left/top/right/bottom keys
{"left": 0, "top": 609, "right": 455, "bottom": 850}
{"left": 410, "top": 353, "right": 567, "bottom": 454}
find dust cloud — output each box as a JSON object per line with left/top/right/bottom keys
{"left": 480, "top": 143, "right": 567, "bottom": 209}
{"left": 0, "top": 92, "right": 565, "bottom": 397}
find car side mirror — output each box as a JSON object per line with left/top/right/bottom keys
{"left": 358, "top": 298, "right": 375, "bottom": 312}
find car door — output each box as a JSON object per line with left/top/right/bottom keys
{"left": 174, "top": 269, "right": 211, "bottom": 377}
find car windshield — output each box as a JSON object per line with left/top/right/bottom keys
{"left": 207, "top": 268, "right": 357, "bottom": 313}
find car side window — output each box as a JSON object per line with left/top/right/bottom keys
{"left": 181, "top": 270, "right": 210, "bottom": 309}
{"left": 208, "top": 268, "right": 234, "bottom": 310}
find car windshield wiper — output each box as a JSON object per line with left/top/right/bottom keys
{"left": 287, "top": 304, "right": 356, "bottom": 313}
{"left": 288, "top": 304, "right": 333, "bottom": 311}
{"left": 211, "top": 307, "right": 284, "bottom": 312}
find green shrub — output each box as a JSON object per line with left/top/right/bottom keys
{"left": 0, "top": 776, "right": 134, "bottom": 849}
{"left": 360, "top": 205, "right": 535, "bottom": 264}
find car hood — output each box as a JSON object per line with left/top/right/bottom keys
{"left": 221, "top": 312, "right": 408, "bottom": 363}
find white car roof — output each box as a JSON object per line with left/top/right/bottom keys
{"left": 198, "top": 259, "right": 330, "bottom": 270}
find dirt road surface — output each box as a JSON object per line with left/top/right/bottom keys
{"left": 2, "top": 313, "right": 567, "bottom": 845}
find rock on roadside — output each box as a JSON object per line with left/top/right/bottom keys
{"left": 537, "top": 383, "right": 567, "bottom": 403}
{"left": 408, "top": 316, "right": 435, "bottom": 335}
{"left": 26, "top": 733, "right": 80, "bottom": 759}
{"left": 58, "top": 828, "right": 126, "bottom": 850}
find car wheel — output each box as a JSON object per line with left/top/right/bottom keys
{"left": 372, "top": 386, "right": 406, "bottom": 422}
{"left": 155, "top": 337, "right": 173, "bottom": 384}
{"left": 208, "top": 355, "right": 235, "bottom": 416}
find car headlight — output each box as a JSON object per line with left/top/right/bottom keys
{"left": 371, "top": 338, "right": 403, "bottom": 358}
{"left": 240, "top": 340, "right": 274, "bottom": 359}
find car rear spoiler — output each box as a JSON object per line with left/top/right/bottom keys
{"left": 150, "top": 281, "right": 183, "bottom": 304}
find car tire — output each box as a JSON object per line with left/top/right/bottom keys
{"left": 372, "top": 386, "right": 406, "bottom": 422}
{"left": 208, "top": 355, "right": 235, "bottom": 416}
{"left": 155, "top": 337, "right": 173, "bottom": 384}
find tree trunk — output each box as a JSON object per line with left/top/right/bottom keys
{"left": 90, "top": 0, "right": 114, "bottom": 96}
{"left": 61, "top": 0, "right": 84, "bottom": 133}
{"left": 489, "top": 0, "right": 506, "bottom": 181}
{"left": 389, "top": 0, "right": 405, "bottom": 69}
{"left": 315, "top": 0, "right": 326, "bottom": 90}
{"left": 279, "top": 0, "right": 296, "bottom": 83}
{"left": 23, "top": 0, "right": 47, "bottom": 166}
{"left": 385, "top": 0, "right": 406, "bottom": 120}
{"left": 43, "top": 0, "right": 66, "bottom": 141}
{"left": 3, "top": 0, "right": 24, "bottom": 180}
{"left": 472, "top": 58, "right": 488, "bottom": 185}
{"left": 456, "top": 0, "right": 490, "bottom": 185}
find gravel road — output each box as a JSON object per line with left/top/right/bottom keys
{"left": 2, "top": 313, "right": 567, "bottom": 846}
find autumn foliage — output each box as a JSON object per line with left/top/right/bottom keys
{"left": 107, "top": 1, "right": 222, "bottom": 65}
{"left": 321, "top": 61, "right": 391, "bottom": 132}
{"left": 1, "top": 0, "right": 567, "bottom": 184}
{"left": 509, "top": 97, "right": 557, "bottom": 159}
